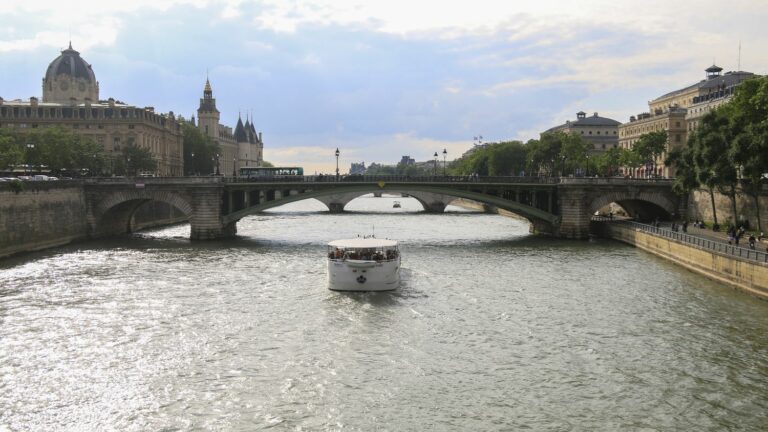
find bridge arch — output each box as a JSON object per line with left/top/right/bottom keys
{"left": 223, "top": 185, "right": 559, "bottom": 234}
{"left": 90, "top": 190, "right": 193, "bottom": 237}
{"left": 588, "top": 190, "right": 678, "bottom": 221}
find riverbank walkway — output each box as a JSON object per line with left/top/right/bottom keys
{"left": 596, "top": 218, "right": 768, "bottom": 264}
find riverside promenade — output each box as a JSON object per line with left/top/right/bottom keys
{"left": 598, "top": 219, "right": 768, "bottom": 299}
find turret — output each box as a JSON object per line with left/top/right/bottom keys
{"left": 197, "top": 77, "right": 220, "bottom": 138}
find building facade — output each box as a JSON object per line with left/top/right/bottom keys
{"left": 544, "top": 111, "right": 621, "bottom": 152}
{"left": 193, "top": 79, "right": 263, "bottom": 176}
{"left": 0, "top": 44, "right": 184, "bottom": 176}
{"left": 619, "top": 65, "right": 756, "bottom": 178}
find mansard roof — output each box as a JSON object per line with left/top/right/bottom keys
{"left": 652, "top": 70, "right": 756, "bottom": 102}
{"left": 545, "top": 112, "right": 620, "bottom": 133}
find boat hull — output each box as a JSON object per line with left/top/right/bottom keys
{"left": 327, "top": 258, "right": 400, "bottom": 291}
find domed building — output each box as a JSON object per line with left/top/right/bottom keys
{"left": 0, "top": 43, "right": 184, "bottom": 176}
{"left": 42, "top": 42, "right": 99, "bottom": 104}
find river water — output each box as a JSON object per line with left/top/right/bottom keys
{"left": 2, "top": 196, "right": 768, "bottom": 431}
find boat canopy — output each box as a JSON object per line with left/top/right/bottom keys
{"left": 327, "top": 238, "right": 398, "bottom": 248}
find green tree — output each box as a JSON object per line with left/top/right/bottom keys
{"left": 0, "top": 129, "right": 24, "bottom": 171}
{"left": 689, "top": 108, "right": 741, "bottom": 227}
{"left": 487, "top": 141, "right": 528, "bottom": 176}
{"left": 727, "top": 76, "right": 768, "bottom": 231}
{"left": 633, "top": 130, "right": 667, "bottom": 177}
{"left": 119, "top": 145, "right": 156, "bottom": 176}
{"left": 665, "top": 145, "right": 699, "bottom": 196}
{"left": 182, "top": 123, "right": 220, "bottom": 175}
{"left": 560, "top": 133, "right": 594, "bottom": 176}
{"left": 593, "top": 146, "right": 626, "bottom": 177}
{"left": 527, "top": 132, "right": 565, "bottom": 176}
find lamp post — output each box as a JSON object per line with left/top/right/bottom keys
{"left": 190, "top": 152, "right": 195, "bottom": 176}
{"left": 215, "top": 153, "right": 220, "bottom": 176}
{"left": 335, "top": 148, "right": 340, "bottom": 179}
{"left": 25, "top": 143, "right": 34, "bottom": 176}
{"left": 585, "top": 155, "right": 590, "bottom": 177}
{"left": 433, "top": 152, "right": 438, "bottom": 176}
{"left": 561, "top": 156, "right": 567, "bottom": 177}
{"left": 233, "top": 156, "right": 237, "bottom": 177}
{"left": 127, "top": 155, "right": 131, "bottom": 177}
{"left": 442, "top": 148, "right": 447, "bottom": 176}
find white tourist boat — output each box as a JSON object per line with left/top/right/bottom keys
{"left": 327, "top": 238, "right": 400, "bottom": 291}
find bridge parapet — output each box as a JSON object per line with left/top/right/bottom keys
{"left": 81, "top": 175, "right": 681, "bottom": 241}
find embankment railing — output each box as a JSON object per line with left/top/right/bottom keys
{"left": 598, "top": 219, "right": 768, "bottom": 263}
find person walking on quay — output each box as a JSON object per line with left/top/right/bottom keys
{"left": 749, "top": 235, "right": 757, "bottom": 250}
{"left": 682, "top": 220, "right": 688, "bottom": 233}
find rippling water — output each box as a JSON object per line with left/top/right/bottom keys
{"left": 2, "top": 195, "right": 768, "bottom": 431}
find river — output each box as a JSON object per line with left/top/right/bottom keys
{"left": 1, "top": 195, "right": 767, "bottom": 431}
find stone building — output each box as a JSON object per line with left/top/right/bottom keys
{"left": 619, "top": 65, "right": 756, "bottom": 178}
{"left": 619, "top": 109, "right": 688, "bottom": 178}
{"left": 544, "top": 111, "right": 621, "bottom": 152}
{"left": 0, "top": 43, "right": 184, "bottom": 176}
{"left": 192, "top": 79, "right": 263, "bottom": 176}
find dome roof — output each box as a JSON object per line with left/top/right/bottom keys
{"left": 45, "top": 43, "right": 96, "bottom": 82}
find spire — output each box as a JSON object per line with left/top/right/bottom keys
{"left": 234, "top": 117, "right": 247, "bottom": 142}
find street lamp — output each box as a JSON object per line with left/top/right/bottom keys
{"left": 25, "top": 143, "right": 34, "bottom": 176}
{"left": 190, "top": 152, "right": 195, "bottom": 176}
{"left": 442, "top": 148, "right": 447, "bottom": 176}
{"left": 233, "top": 156, "right": 237, "bottom": 177}
{"left": 335, "top": 148, "right": 340, "bottom": 179}
{"left": 585, "top": 155, "right": 590, "bottom": 177}
{"left": 127, "top": 155, "right": 131, "bottom": 177}
{"left": 561, "top": 156, "right": 567, "bottom": 177}
{"left": 215, "top": 153, "right": 220, "bottom": 176}
{"left": 433, "top": 152, "right": 438, "bottom": 176}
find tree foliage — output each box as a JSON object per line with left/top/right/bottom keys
{"left": 0, "top": 126, "right": 108, "bottom": 176}
{"left": 182, "top": 123, "right": 220, "bottom": 175}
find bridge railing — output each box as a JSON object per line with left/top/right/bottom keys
{"left": 601, "top": 219, "right": 768, "bottom": 263}
{"left": 83, "top": 176, "right": 224, "bottom": 184}
{"left": 224, "top": 175, "right": 561, "bottom": 184}
{"left": 560, "top": 177, "right": 673, "bottom": 185}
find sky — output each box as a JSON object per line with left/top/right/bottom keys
{"left": 1, "top": 0, "right": 767, "bottom": 174}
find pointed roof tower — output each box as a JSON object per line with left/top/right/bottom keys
{"left": 234, "top": 115, "right": 247, "bottom": 142}
{"left": 198, "top": 77, "right": 218, "bottom": 113}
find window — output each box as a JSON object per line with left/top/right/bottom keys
{"left": 675, "top": 134, "right": 681, "bottom": 142}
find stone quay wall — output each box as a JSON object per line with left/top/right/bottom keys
{"left": 603, "top": 222, "right": 768, "bottom": 300}
{"left": 688, "top": 187, "right": 768, "bottom": 230}
{"left": 0, "top": 182, "right": 189, "bottom": 259}
{"left": 0, "top": 182, "right": 89, "bottom": 258}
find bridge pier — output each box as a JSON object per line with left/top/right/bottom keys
{"left": 189, "top": 187, "right": 237, "bottom": 240}
{"left": 315, "top": 193, "right": 359, "bottom": 213}
{"left": 407, "top": 192, "right": 454, "bottom": 213}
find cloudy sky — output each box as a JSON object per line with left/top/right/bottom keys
{"left": 1, "top": 0, "right": 766, "bottom": 173}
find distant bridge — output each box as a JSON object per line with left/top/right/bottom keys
{"left": 83, "top": 175, "right": 682, "bottom": 240}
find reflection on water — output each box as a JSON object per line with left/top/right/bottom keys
{"left": 1, "top": 195, "right": 768, "bottom": 431}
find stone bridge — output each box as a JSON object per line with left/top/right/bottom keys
{"left": 83, "top": 176, "right": 682, "bottom": 240}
